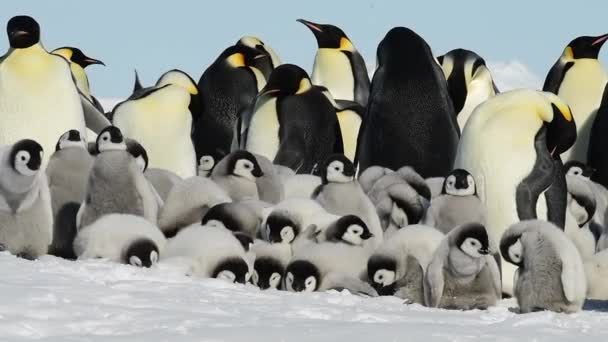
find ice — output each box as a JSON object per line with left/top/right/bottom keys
{"left": 1, "top": 252, "right": 607, "bottom": 341}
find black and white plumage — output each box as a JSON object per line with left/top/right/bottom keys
{"left": 367, "top": 225, "right": 443, "bottom": 303}
{"left": 210, "top": 150, "right": 264, "bottom": 201}
{"left": 197, "top": 155, "right": 216, "bottom": 178}
{"left": 317, "top": 215, "right": 373, "bottom": 246}
{"left": 424, "top": 223, "right": 501, "bottom": 310}
{"left": 565, "top": 174, "right": 601, "bottom": 259}
{"left": 202, "top": 202, "right": 261, "bottom": 238}
{"left": 500, "top": 220, "right": 587, "bottom": 313}
{"left": 74, "top": 214, "right": 166, "bottom": 267}
{"left": 236, "top": 36, "right": 281, "bottom": 80}
{"left": 249, "top": 239, "right": 291, "bottom": 290}
{"left": 0, "top": 139, "right": 52, "bottom": 259}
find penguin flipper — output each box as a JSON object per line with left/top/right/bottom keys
{"left": 91, "top": 95, "right": 105, "bottom": 113}
{"left": 80, "top": 92, "right": 111, "bottom": 133}
{"left": 486, "top": 255, "right": 502, "bottom": 298}
{"left": 323, "top": 273, "right": 379, "bottom": 297}
{"left": 48, "top": 202, "right": 80, "bottom": 260}
{"left": 424, "top": 249, "right": 446, "bottom": 307}
{"left": 542, "top": 61, "right": 573, "bottom": 94}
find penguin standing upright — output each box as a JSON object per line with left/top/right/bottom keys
{"left": 193, "top": 44, "right": 266, "bottom": 162}
{"left": 240, "top": 64, "right": 343, "bottom": 173}
{"left": 357, "top": 27, "right": 459, "bottom": 177}
{"left": 236, "top": 36, "right": 281, "bottom": 80}
{"left": 588, "top": 84, "right": 608, "bottom": 188}
{"left": 0, "top": 16, "right": 110, "bottom": 166}
{"left": 437, "top": 49, "right": 498, "bottom": 130}
{"left": 544, "top": 34, "right": 608, "bottom": 163}
{"left": 454, "top": 89, "right": 577, "bottom": 295}
{"left": 297, "top": 19, "right": 369, "bottom": 107}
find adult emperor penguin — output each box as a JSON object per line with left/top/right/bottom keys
{"left": 0, "top": 139, "right": 52, "bottom": 259}
{"left": 297, "top": 19, "right": 370, "bottom": 107}
{"left": 368, "top": 225, "right": 444, "bottom": 303}
{"left": 0, "top": 16, "right": 110, "bottom": 167}
{"left": 424, "top": 223, "right": 501, "bottom": 310}
{"left": 544, "top": 33, "right": 608, "bottom": 163}
{"left": 437, "top": 49, "right": 498, "bottom": 130}
{"left": 193, "top": 44, "right": 266, "bottom": 162}
{"left": 500, "top": 220, "right": 587, "bottom": 313}
{"left": 112, "top": 69, "right": 198, "bottom": 178}
{"left": 588, "top": 84, "right": 608, "bottom": 188}
{"left": 74, "top": 214, "right": 166, "bottom": 268}
{"left": 454, "top": 89, "right": 577, "bottom": 295}
{"left": 240, "top": 64, "right": 343, "bottom": 173}
{"left": 357, "top": 27, "right": 459, "bottom": 177}
{"left": 236, "top": 36, "right": 281, "bottom": 80}
{"left": 51, "top": 46, "right": 105, "bottom": 111}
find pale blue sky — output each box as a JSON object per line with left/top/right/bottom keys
{"left": 2, "top": 0, "right": 607, "bottom": 97}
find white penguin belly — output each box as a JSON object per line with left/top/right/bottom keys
{"left": 337, "top": 110, "right": 362, "bottom": 162}
{"left": 558, "top": 61, "right": 608, "bottom": 163}
{"left": 311, "top": 50, "right": 354, "bottom": 101}
{"left": 457, "top": 80, "right": 494, "bottom": 130}
{"left": 246, "top": 97, "right": 280, "bottom": 161}
{"left": 0, "top": 51, "right": 85, "bottom": 167}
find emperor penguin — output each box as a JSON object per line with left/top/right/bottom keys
{"left": 202, "top": 202, "right": 261, "bottom": 238}
{"left": 285, "top": 241, "right": 377, "bottom": 296}
{"left": 193, "top": 44, "right": 266, "bottom": 162}
{"left": 316, "top": 215, "right": 374, "bottom": 246}
{"left": 236, "top": 36, "right": 281, "bottom": 80}
{"left": 544, "top": 33, "right": 608, "bottom": 163}
{"left": 565, "top": 160, "right": 595, "bottom": 180}
{"left": 422, "top": 169, "right": 486, "bottom": 234}
{"left": 367, "top": 225, "right": 444, "bottom": 303}
{"left": 162, "top": 224, "right": 252, "bottom": 284}
{"left": 0, "top": 16, "right": 110, "bottom": 167}
{"left": 51, "top": 46, "right": 105, "bottom": 111}
{"left": 240, "top": 64, "right": 343, "bottom": 173}
{"left": 454, "top": 89, "right": 577, "bottom": 295}
{"left": 313, "top": 154, "right": 383, "bottom": 250}
{"left": 588, "top": 84, "right": 608, "bottom": 188}
{"left": 424, "top": 223, "right": 501, "bottom": 310}
{"left": 249, "top": 239, "right": 292, "bottom": 290}
{"left": 155, "top": 69, "right": 202, "bottom": 124}
{"left": 500, "top": 220, "right": 587, "bottom": 313}
{"left": 565, "top": 173, "right": 601, "bottom": 259}
{"left": 74, "top": 214, "right": 166, "bottom": 268}
{"left": 0, "top": 139, "right": 52, "bottom": 259}
{"left": 197, "top": 155, "right": 216, "bottom": 177}
{"left": 112, "top": 69, "right": 198, "bottom": 178}
{"left": 437, "top": 49, "right": 498, "bottom": 130}
{"left": 210, "top": 150, "right": 263, "bottom": 201}
{"left": 297, "top": 19, "right": 370, "bottom": 107}
{"left": 357, "top": 27, "right": 459, "bottom": 177}
{"left": 77, "top": 127, "right": 160, "bottom": 229}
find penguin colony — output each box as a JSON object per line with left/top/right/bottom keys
{"left": 2, "top": 14, "right": 608, "bottom": 315}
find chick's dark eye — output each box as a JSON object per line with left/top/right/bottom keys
{"left": 21, "top": 156, "right": 26, "bottom": 161}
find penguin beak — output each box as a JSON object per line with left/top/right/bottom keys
{"left": 592, "top": 33, "right": 608, "bottom": 47}
{"left": 253, "top": 54, "right": 269, "bottom": 60}
{"left": 478, "top": 248, "right": 489, "bottom": 255}
{"left": 252, "top": 167, "right": 264, "bottom": 178}
{"left": 82, "top": 57, "right": 105, "bottom": 67}
{"left": 361, "top": 231, "right": 373, "bottom": 240}
{"left": 10, "top": 30, "right": 28, "bottom": 39}
{"left": 297, "top": 19, "right": 323, "bottom": 33}
{"left": 256, "top": 88, "right": 280, "bottom": 99}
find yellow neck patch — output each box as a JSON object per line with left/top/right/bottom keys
{"left": 562, "top": 47, "right": 574, "bottom": 60}
{"left": 227, "top": 53, "right": 245, "bottom": 67}
{"left": 339, "top": 37, "right": 354, "bottom": 51}
{"left": 52, "top": 48, "right": 73, "bottom": 61}
{"left": 296, "top": 78, "right": 312, "bottom": 94}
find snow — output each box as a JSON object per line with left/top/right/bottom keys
{"left": 2, "top": 252, "right": 608, "bottom": 341}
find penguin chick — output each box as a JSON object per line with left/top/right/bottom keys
{"left": 253, "top": 153, "right": 284, "bottom": 204}
{"left": 95, "top": 125, "right": 126, "bottom": 153}
{"left": 126, "top": 138, "right": 149, "bottom": 173}
{"left": 197, "top": 155, "right": 216, "bottom": 177}
{"left": 424, "top": 223, "right": 501, "bottom": 310}
{"left": 144, "top": 168, "right": 182, "bottom": 202}
{"left": 0, "top": 139, "right": 52, "bottom": 259}
{"left": 565, "top": 160, "right": 595, "bottom": 180}
{"left": 51, "top": 46, "right": 105, "bottom": 108}
{"left": 583, "top": 248, "right": 608, "bottom": 299}
{"left": 285, "top": 242, "right": 377, "bottom": 296}
{"left": 318, "top": 215, "right": 373, "bottom": 246}
{"left": 162, "top": 224, "right": 252, "bottom": 283}
{"left": 283, "top": 174, "right": 322, "bottom": 199}
{"left": 210, "top": 150, "right": 263, "bottom": 201}
{"left": 367, "top": 225, "right": 444, "bottom": 303}
{"left": 202, "top": 202, "right": 261, "bottom": 237}
{"left": 422, "top": 169, "right": 486, "bottom": 234}
{"left": 565, "top": 174, "right": 601, "bottom": 259}
{"left": 157, "top": 176, "right": 231, "bottom": 237}
{"left": 500, "top": 220, "right": 587, "bottom": 313}
{"left": 249, "top": 239, "right": 292, "bottom": 290}
{"left": 74, "top": 214, "right": 166, "bottom": 267}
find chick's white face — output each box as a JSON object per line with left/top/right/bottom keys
{"left": 508, "top": 239, "right": 523, "bottom": 264}
{"left": 58, "top": 133, "right": 85, "bottom": 150}
{"left": 233, "top": 159, "right": 257, "bottom": 181}
{"left": 326, "top": 160, "right": 352, "bottom": 183}
{"left": 460, "top": 237, "right": 485, "bottom": 258}
{"left": 445, "top": 174, "right": 475, "bottom": 196}
{"left": 98, "top": 131, "right": 126, "bottom": 152}
{"left": 285, "top": 272, "right": 316, "bottom": 293}
{"left": 373, "top": 269, "right": 396, "bottom": 287}
{"left": 134, "top": 155, "right": 147, "bottom": 173}
{"left": 269, "top": 272, "right": 282, "bottom": 289}
{"left": 200, "top": 156, "right": 215, "bottom": 171}
{"left": 216, "top": 270, "right": 237, "bottom": 283}
{"left": 342, "top": 225, "right": 365, "bottom": 245}
{"left": 280, "top": 226, "right": 295, "bottom": 243}
{"left": 14, "top": 150, "right": 42, "bottom": 176}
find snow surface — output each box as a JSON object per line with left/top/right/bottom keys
{"left": 1, "top": 252, "right": 608, "bottom": 341}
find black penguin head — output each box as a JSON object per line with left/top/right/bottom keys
{"left": 258, "top": 64, "right": 312, "bottom": 98}
{"left": 442, "top": 169, "right": 476, "bottom": 196}
{"left": 202, "top": 203, "right": 242, "bottom": 232}
{"left": 285, "top": 260, "right": 320, "bottom": 292}
{"left": 7, "top": 15, "right": 40, "bottom": 49}
{"left": 52, "top": 47, "right": 105, "bottom": 68}
{"left": 545, "top": 100, "right": 576, "bottom": 158}
{"left": 438, "top": 49, "right": 488, "bottom": 114}
{"left": 96, "top": 126, "right": 126, "bottom": 153}
{"left": 564, "top": 160, "right": 594, "bottom": 179}
{"left": 126, "top": 139, "right": 148, "bottom": 172}
{"left": 500, "top": 233, "right": 523, "bottom": 267}
{"left": 454, "top": 223, "right": 491, "bottom": 258}
{"left": 236, "top": 36, "right": 278, "bottom": 79}
{"left": 124, "top": 238, "right": 159, "bottom": 268}
{"left": 320, "top": 154, "right": 355, "bottom": 184}
{"left": 55, "top": 129, "right": 85, "bottom": 151}
{"left": 252, "top": 257, "right": 284, "bottom": 290}
{"left": 565, "top": 34, "right": 608, "bottom": 59}
{"left": 327, "top": 215, "right": 372, "bottom": 245}
{"left": 10, "top": 139, "right": 43, "bottom": 176}
{"left": 367, "top": 255, "right": 398, "bottom": 296}
{"left": 377, "top": 27, "right": 432, "bottom": 68}
{"left": 297, "top": 19, "right": 353, "bottom": 51}
{"left": 265, "top": 214, "right": 299, "bottom": 243}
{"left": 232, "top": 232, "right": 253, "bottom": 251}
{"left": 227, "top": 150, "right": 263, "bottom": 181}
{"left": 212, "top": 257, "right": 250, "bottom": 284}
{"left": 221, "top": 44, "right": 267, "bottom": 70}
